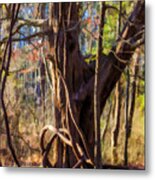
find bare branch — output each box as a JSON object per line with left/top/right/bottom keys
{"left": 0, "top": 30, "right": 50, "bottom": 44}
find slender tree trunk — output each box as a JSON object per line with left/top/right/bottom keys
{"left": 40, "top": 4, "right": 46, "bottom": 124}
{"left": 102, "top": 102, "right": 112, "bottom": 142}
{"left": 112, "top": 2, "right": 122, "bottom": 164}
{"left": 94, "top": 2, "right": 106, "bottom": 168}
{"left": 124, "top": 67, "right": 130, "bottom": 166}
{"left": 128, "top": 48, "right": 140, "bottom": 138}
{"left": 111, "top": 80, "right": 122, "bottom": 164}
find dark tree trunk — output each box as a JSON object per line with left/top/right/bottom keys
{"left": 124, "top": 67, "right": 130, "bottom": 166}
{"left": 94, "top": 2, "right": 106, "bottom": 168}
{"left": 46, "top": 2, "right": 89, "bottom": 167}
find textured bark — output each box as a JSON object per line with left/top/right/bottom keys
{"left": 46, "top": 2, "right": 87, "bottom": 168}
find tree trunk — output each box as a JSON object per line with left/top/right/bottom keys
{"left": 112, "top": 1, "right": 122, "bottom": 164}
{"left": 46, "top": 2, "right": 89, "bottom": 168}
{"left": 124, "top": 47, "right": 141, "bottom": 166}
{"left": 124, "top": 67, "right": 130, "bottom": 166}
{"left": 94, "top": 2, "right": 106, "bottom": 168}
{"left": 128, "top": 48, "right": 141, "bottom": 138}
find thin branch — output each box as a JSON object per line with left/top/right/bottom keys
{"left": 0, "top": 17, "right": 48, "bottom": 26}
{"left": 0, "top": 30, "right": 50, "bottom": 44}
